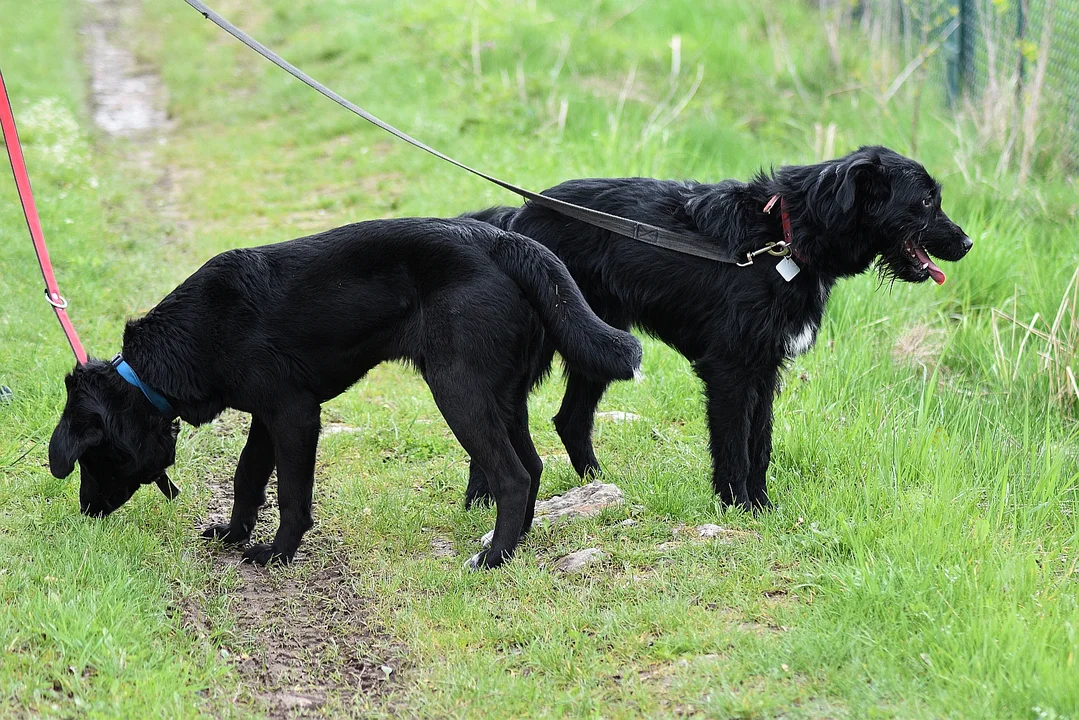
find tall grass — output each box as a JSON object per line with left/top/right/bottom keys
{"left": 1, "top": 0, "right": 1077, "bottom": 717}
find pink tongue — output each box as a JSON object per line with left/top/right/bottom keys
{"left": 913, "top": 244, "right": 946, "bottom": 285}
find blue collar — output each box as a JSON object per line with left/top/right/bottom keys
{"left": 111, "top": 354, "right": 175, "bottom": 416}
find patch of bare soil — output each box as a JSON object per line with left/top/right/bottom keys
{"left": 184, "top": 470, "right": 407, "bottom": 718}
{"left": 83, "top": 0, "right": 187, "bottom": 235}
{"left": 84, "top": 0, "right": 168, "bottom": 136}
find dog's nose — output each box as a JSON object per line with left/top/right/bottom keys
{"left": 961, "top": 236, "right": 973, "bottom": 253}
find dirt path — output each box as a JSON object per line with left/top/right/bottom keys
{"left": 81, "top": 4, "right": 407, "bottom": 715}
{"left": 185, "top": 461, "right": 406, "bottom": 717}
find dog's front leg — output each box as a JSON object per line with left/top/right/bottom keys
{"left": 242, "top": 400, "right": 320, "bottom": 565}
{"left": 746, "top": 368, "right": 780, "bottom": 510}
{"left": 203, "top": 415, "right": 275, "bottom": 544}
{"left": 698, "top": 358, "right": 758, "bottom": 511}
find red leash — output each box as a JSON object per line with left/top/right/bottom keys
{"left": 0, "top": 68, "right": 87, "bottom": 365}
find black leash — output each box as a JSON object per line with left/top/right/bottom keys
{"left": 181, "top": 0, "right": 743, "bottom": 264}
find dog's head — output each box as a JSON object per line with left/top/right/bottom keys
{"left": 785, "top": 146, "right": 972, "bottom": 282}
{"left": 49, "top": 359, "right": 180, "bottom": 517}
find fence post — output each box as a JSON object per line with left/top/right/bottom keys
{"left": 946, "top": 0, "right": 970, "bottom": 104}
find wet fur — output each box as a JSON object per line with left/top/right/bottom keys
{"left": 463, "top": 146, "right": 972, "bottom": 510}
{"left": 49, "top": 217, "right": 641, "bottom": 569}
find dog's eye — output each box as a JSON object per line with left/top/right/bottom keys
{"left": 922, "top": 197, "right": 933, "bottom": 208}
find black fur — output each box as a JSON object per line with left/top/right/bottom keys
{"left": 463, "top": 146, "right": 972, "bottom": 510}
{"left": 49, "top": 217, "right": 641, "bottom": 568}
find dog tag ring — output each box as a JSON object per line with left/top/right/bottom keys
{"left": 776, "top": 256, "right": 800, "bottom": 281}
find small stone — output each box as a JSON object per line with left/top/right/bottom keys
{"left": 321, "top": 422, "right": 361, "bottom": 435}
{"left": 277, "top": 693, "right": 318, "bottom": 709}
{"left": 553, "top": 548, "right": 607, "bottom": 573}
{"left": 596, "top": 411, "right": 640, "bottom": 422}
{"left": 695, "top": 525, "right": 762, "bottom": 542}
{"left": 0, "top": 386, "right": 11, "bottom": 403}
{"left": 619, "top": 518, "right": 638, "bottom": 526}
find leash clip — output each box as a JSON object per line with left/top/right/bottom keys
{"left": 766, "top": 241, "right": 791, "bottom": 257}
{"left": 736, "top": 241, "right": 790, "bottom": 267}
{"left": 44, "top": 289, "right": 69, "bottom": 309}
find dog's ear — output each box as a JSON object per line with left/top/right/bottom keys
{"left": 832, "top": 150, "right": 891, "bottom": 213}
{"left": 153, "top": 471, "right": 181, "bottom": 500}
{"left": 49, "top": 416, "right": 103, "bottom": 479}
{"left": 835, "top": 158, "right": 871, "bottom": 213}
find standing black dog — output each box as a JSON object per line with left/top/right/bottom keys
{"left": 48, "top": 217, "right": 641, "bottom": 569}
{"left": 464, "top": 146, "right": 972, "bottom": 511}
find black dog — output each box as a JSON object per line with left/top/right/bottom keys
{"left": 464, "top": 146, "right": 972, "bottom": 511}
{"left": 49, "top": 217, "right": 641, "bottom": 569}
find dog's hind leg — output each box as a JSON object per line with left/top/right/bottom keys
{"left": 464, "top": 463, "right": 493, "bottom": 509}
{"left": 552, "top": 370, "right": 609, "bottom": 478}
{"left": 698, "top": 358, "right": 761, "bottom": 511}
{"left": 465, "top": 346, "right": 553, "bottom": 510}
{"left": 746, "top": 368, "right": 780, "bottom": 510}
{"left": 242, "top": 397, "right": 321, "bottom": 565}
{"left": 203, "top": 415, "right": 275, "bottom": 544}
{"left": 507, "top": 395, "right": 543, "bottom": 539}
{"left": 429, "top": 371, "right": 530, "bottom": 570}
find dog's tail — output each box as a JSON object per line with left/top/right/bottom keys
{"left": 484, "top": 230, "right": 642, "bottom": 381}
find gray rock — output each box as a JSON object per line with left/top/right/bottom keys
{"left": 554, "top": 548, "right": 607, "bottom": 573}
{"left": 476, "top": 481, "right": 625, "bottom": 545}
{"left": 534, "top": 480, "right": 624, "bottom": 520}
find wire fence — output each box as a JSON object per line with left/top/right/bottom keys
{"left": 815, "top": 0, "right": 1079, "bottom": 180}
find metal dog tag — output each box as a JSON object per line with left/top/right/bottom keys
{"left": 776, "top": 256, "right": 800, "bottom": 282}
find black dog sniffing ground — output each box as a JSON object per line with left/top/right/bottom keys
{"left": 49, "top": 217, "right": 641, "bottom": 569}
{"left": 464, "top": 146, "right": 972, "bottom": 511}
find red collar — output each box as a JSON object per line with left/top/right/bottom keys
{"left": 763, "top": 194, "right": 804, "bottom": 263}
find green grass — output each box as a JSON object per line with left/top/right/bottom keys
{"left": 2, "top": 0, "right": 1078, "bottom": 717}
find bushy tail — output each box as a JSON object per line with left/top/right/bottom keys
{"left": 484, "top": 230, "right": 641, "bottom": 381}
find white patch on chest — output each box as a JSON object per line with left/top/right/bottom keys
{"left": 785, "top": 322, "right": 819, "bottom": 357}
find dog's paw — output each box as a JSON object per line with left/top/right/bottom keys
{"left": 464, "top": 488, "right": 495, "bottom": 510}
{"left": 463, "top": 548, "right": 510, "bottom": 571}
{"left": 201, "top": 522, "right": 251, "bottom": 545}
{"left": 241, "top": 543, "right": 292, "bottom": 566}
{"left": 750, "top": 494, "right": 773, "bottom": 513}
{"left": 570, "top": 454, "right": 602, "bottom": 479}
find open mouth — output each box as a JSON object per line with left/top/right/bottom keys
{"left": 904, "top": 239, "right": 946, "bottom": 285}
